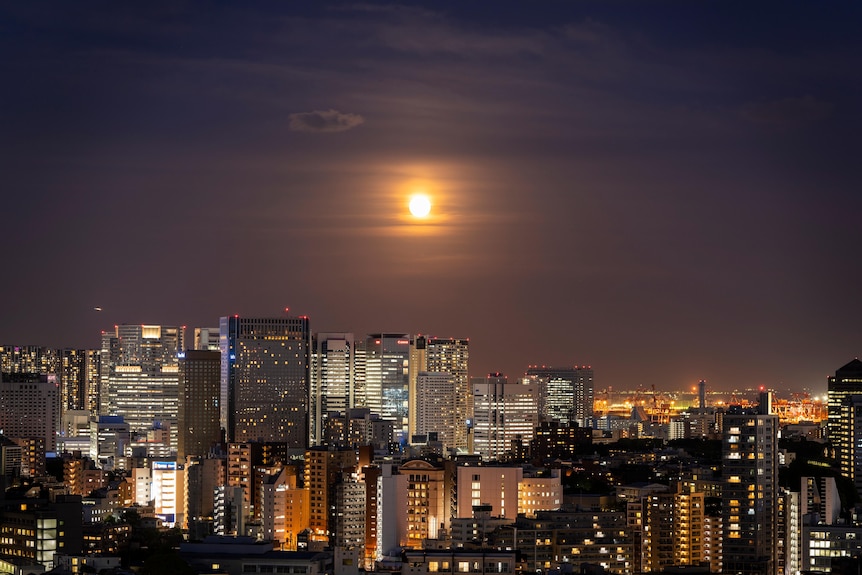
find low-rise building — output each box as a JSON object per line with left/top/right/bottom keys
{"left": 53, "top": 554, "right": 121, "bottom": 574}
{"left": 402, "top": 549, "right": 518, "bottom": 575}
{"left": 179, "top": 536, "right": 332, "bottom": 575}
{"left": 0, "top": 495, "right": 83, "bottom": 571}
{"left": 494, "top": 509, "right": 632, "bottom": 574}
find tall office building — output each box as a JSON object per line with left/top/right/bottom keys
{"left": 57, "top": 349, "right": 100, "bottom": 415}
{"left": 220, "top": 315, "right": 311, "bottom": 447}
{"left": 85, "top": 350, "right": 101, "bottom": 415}
{"left": 0, "top": 373, "right": 60, "bottom": 452}
{"left": 471, "top": 373, "right": 539, "bottom": 461}
{"left": 414, "top": 372, "right": 457, "bottom": 449}
{"left": 178, "top": 350, "right": 222, "bottom": 460}
{"left": 98, "top": 334, "right": 117, "bottom": 415}
{"left": 836, "top": 395, "right": 862, "bottom": 498}
{"left": 363, "top": 334, "right": 410, "bottom": 442}
{"left": 827, "top": 358, "right": 862, "bottom": 443}
{"left": 525, "top": 365, "right": 594, "bottom": 424}
{"left": 100, "top": 325, "right": 185, "bottom": 448}
{"left": 310, "top": 333, "right": 356, "bottom": 446}
{"left": 722, "top": 400, "right": 779, "bottom": 575}
{"left": 409, "top": 336, "right": 470, "bottom": 450}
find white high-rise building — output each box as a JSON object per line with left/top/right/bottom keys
{"left": 362, "top": 334, "right": 410, "bottom": 442}
{"left": 0, "top": 374, "right": 60, "bottom": 451}
{"left": 471, "top": 373, "right": 538, "bottom": 461}
{"left": 310, "top": 333, "right": 356, "bottom": 446}
{"left": 409, "top": 336, "right": 470, "bottom": 451}
{"left": 414, "top": 372, "right": 456, "bottom": 449}
{"left": 152, "top": 460, "right": 184, "bottom": 528}
{"left": 376, "top": 464, "right": 407, "bottom": 559}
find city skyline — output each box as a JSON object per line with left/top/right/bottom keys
{"left": 2, "top": 3, "right": 861, "bottom": 392}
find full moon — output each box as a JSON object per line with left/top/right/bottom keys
{"left": 409, "top": 194, "right": 432, "bottom": 218}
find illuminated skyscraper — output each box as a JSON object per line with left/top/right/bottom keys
{"left": 409, "top": 336, "right": 470, "bottom": 450}
{"left": 836, "top": 395, "right": 862, "bottom": 498}
{"left": 525, "top": 365, "right": 594, "bottom": 423}
{"left": 57, "top": 349, "right": 100, "bottom": 415}
{"left": 471, "top": 373, "right": 538, "bottom": 461}
{"left": 722, "top": 400, "right": 778, "bottom": 575}
{"left": 220, "top": 315, "right": 310, "bottom": 447}
{"left": 362, "top": 334, "right": 410, "bottom": 442}
{"left": 310, "top": 333, "right": 356, "bottom": 446}
{"left": 827, "top": 358, "right": 862, "bottom": 443}
{"left": 100, "top": 325, "right": 185, "bottom": 450}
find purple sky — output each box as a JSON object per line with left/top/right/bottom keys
{"left": 2, "top": 2, "right": 860, "bottom": 393}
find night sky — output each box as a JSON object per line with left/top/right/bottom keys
{"left": 2, "top": 2, "right": 861, "bottom": 393}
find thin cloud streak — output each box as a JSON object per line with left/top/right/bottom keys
{"left": 289, "top": 109, "right": 365, "bottom": 132}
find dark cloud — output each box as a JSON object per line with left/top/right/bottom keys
{"left": 288, "top": 109, "right": 365, "bottom": 133}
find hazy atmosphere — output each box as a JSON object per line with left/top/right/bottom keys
{"left": 2, "top": 2, "right": 860, "bottom": 392}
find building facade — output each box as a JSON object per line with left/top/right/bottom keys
{"left": 220, "top": 315, "right": 311, "bottom": 446}
{"left": 837, "top": 395, "right": 862, "bottom": 498}
{"left": 828, "top": 359, "right": 862, "bottom": 444}
{"left": 100, "top": 325, "right": 184, "bottom": 450}
{"left": 178, "top": 350, "right": 221, "bottom": 460}
{"left": 414, "top": 372, "right": 457, "bottom": 450}
{"left": 409, "top": 337, "right": 470, "bottom": 451}
{"left": 363, "top": 334, "right": 410, "bottom": 443}
{"left": 455, "top": 465, "right": 521, "bottom": 520}
{"left": 722, "top": 404, "right": 779, "bottom": 575}
{"left": 471, "top": 374, "right": 538, "bottom": 461}
{"left": 304, "top": 446, "right": 360, "bottom": 547}
{"left": 310, "top": 333, "right": 356, "bottom": 446}
{"left": 0, "top": 373, "right": 60, "bottom": 452}
{"left": 57, "top": 348, "right": 100, "bottom": 415}
{"left": 400, "top": 459, "right": 452, "bottom": 548}
{"left": 526, "top": 365, "right": 594, "bottom": 424}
